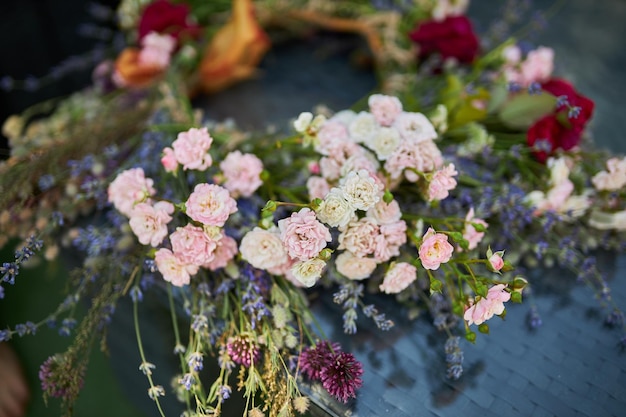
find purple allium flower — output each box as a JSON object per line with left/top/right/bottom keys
{"left": 39, "top": 355, "right": 84, "bottom": 399}
{"left": 320, "top": 351, "right": 363, "bottom": 403}
{"left": 299, "top": 341, "right": 339, "bottom": 381}
{"left": 226, "top": 335, "right": 260, "bottom": 368}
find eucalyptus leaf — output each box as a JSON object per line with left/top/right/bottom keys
{"left": 499, "top": 92, "right": 557, "bottom": 129}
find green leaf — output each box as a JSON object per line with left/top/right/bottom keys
{"left": 430, "top": 278, "right": 443, "bottom": 293}
{"left": 475, "top": 283, "right": 488, "bottom": 298}
{"left": 487, "top": 82, "right": 510, "bottom": 113}
{"left": 499, "top": 92, "right": 557, "bottom": 129}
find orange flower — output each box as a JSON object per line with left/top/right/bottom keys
{"left": 198, "top": 0, "right": 270, "bottom": 94}
{"left": 113, "top": 48, "right": 165, "bottom": 88}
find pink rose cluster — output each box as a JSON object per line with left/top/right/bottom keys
{"left": 305, "top": 94, "right": 449, "bottom": 203}
{"left": 336, "top": 198, "right": 407, "bottom": 277}
{"left": 108, "top": 163, "right": 240, "bottom": 287}
{"left": 151, "top": 187, "right": 238, "bottom": 286}
{"left": 240, "top": 208, "right": 332, "bottom": 288}
{"left": 464, "top": 284, "right": 511, "bottom": 326}
{"left": 502, "top": 45, "right": 554, "bottom": 88}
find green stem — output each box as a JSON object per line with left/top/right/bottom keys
{"left": 133, "top": 298, "right": 166, "bottom": 417}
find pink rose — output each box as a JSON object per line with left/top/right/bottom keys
{"left": 316, "top": 120, "right": 350, "bottom": 155}
{"left": 185, "top": 183, "right": 237, "bottom": 226}
{"left": 418, "top": 227, "right": 454, "bottom": 270}
{"left": 108, "top": 168, "right": 156, "bottom": 217}
{"left": 384, "top": 139, "right": 443, "bottom": 181}
{"left": 366, "top": 199, "right": 402, "bottom": 225}
{"left": 427, "top": 163, "right": 458, "bottom": 201}
{"left": 464, "top": 284, "right": 511, "bottom": 326}
{"left": 335, "top": 251, "right": 378, "bottom": 280}
{"left": 379, "top": 262, "right": 417, "bottom": 294}
{"left": 374, "top": 220, "right": 407, "bottom": 262}
{"left": 519, "top": 46, "right": 554, "bottom": 86}
{"left": 462, "top": 208, "right": 487, "bottom": 250}
{"left": 170, "top": 224, "right": 219, "bottom": 266}
{"left": 172, "top": 127, "right": 213, "bottom": 171}
{"left": 155, "top": 248, "right": 198, "bottom": 287}
{"left": 138, "top": 32, "right": 176, "bottom": 68}
{"left": 161, "top": 147, "right": 178, "bottom": 172}
{"left": 204, "top": 235, "right": 238, "bottom": 271}
{"left": 219, "top": 150, "right": 264, "bottom": 198}
{"left": 128, "top": 201, "right": 174, "bottom": 247}
{"left": 240, "top": 227, "right": 288, "bottom": 270}
{"left": 307, "top": 176, "right": 331, "bottom": 201}
{"left": 338, "top": 217, "right": 380, "bottom": 258}
{"left": 278, "top": 208, "right": 332, "bottom": 261}
{"left": 488, "top": 251, "right": 504, "bottom": 272}
{"left": 368, "top": 94, "right": 403, "bottom": 127}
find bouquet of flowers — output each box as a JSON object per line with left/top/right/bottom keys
{"left": 1, "top": 0, "right": 624, "bottom": 416}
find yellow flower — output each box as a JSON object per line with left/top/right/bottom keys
{"left": 198, "top": 0, "right": 270, "bottom": 94}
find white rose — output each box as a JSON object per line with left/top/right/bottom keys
{"left": 240, "top": 227, "right": 288, "bottom": 270}
{"left": 548, "top": 157, "right": 570, "bottom": 185}
{"left": 393, "top": 111, "right": 437, "bottom": 143}
{"left": 340, "top": 169, "right": 381, "bottom": 211}
{"left": 294, "top": 112, "right": 313, "bottom": 133}
{"left": 348, "top": 111, "right": 379, "bottom": 144}
{"left": 316, "top": 188, "right": 355, "bottom": 228}
{"left": 367, "top": 126, "right": 401, "bottom": 160}
{"left": 291, "top": 259, "right": 327, "bottom": 287}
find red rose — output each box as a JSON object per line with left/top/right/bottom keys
{"left": 409, "top": 16, "right": 479, "bottom": 64}
{"left": 526, "top": 78, "right": 595, "bottom": 162}
{"left": 138, "top": 0, "right": 201, "bottom": 44}
{"left": 541, "top": 78, "right": 594, "bottom": 131}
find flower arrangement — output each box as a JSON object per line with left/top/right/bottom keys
{"left": 1, "top": 1, "right": 625, "bottom": 417}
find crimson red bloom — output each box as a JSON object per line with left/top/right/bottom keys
{"left": 409, "top": 16, "right": 479, "bottom": 64}
{"left": 138, "top": 0, "right": 201, "bottom": 44}
{"left": 527, "top": 78, "right": 595, "bottom": 162}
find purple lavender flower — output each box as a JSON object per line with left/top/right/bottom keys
{"left": 226, "top": 335, "right": 260, "bottom": 368}
{"left": 444, "top": 336, "right": 464, "bottom": 380}
{"left": 320, "top": 351, "right": 364, "bottom": 403}
{"left": 179, "top": 373, "right": 196, "bottom": 391}
{"left": 187, "top": 352, "right": 204, "bottom": 371}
